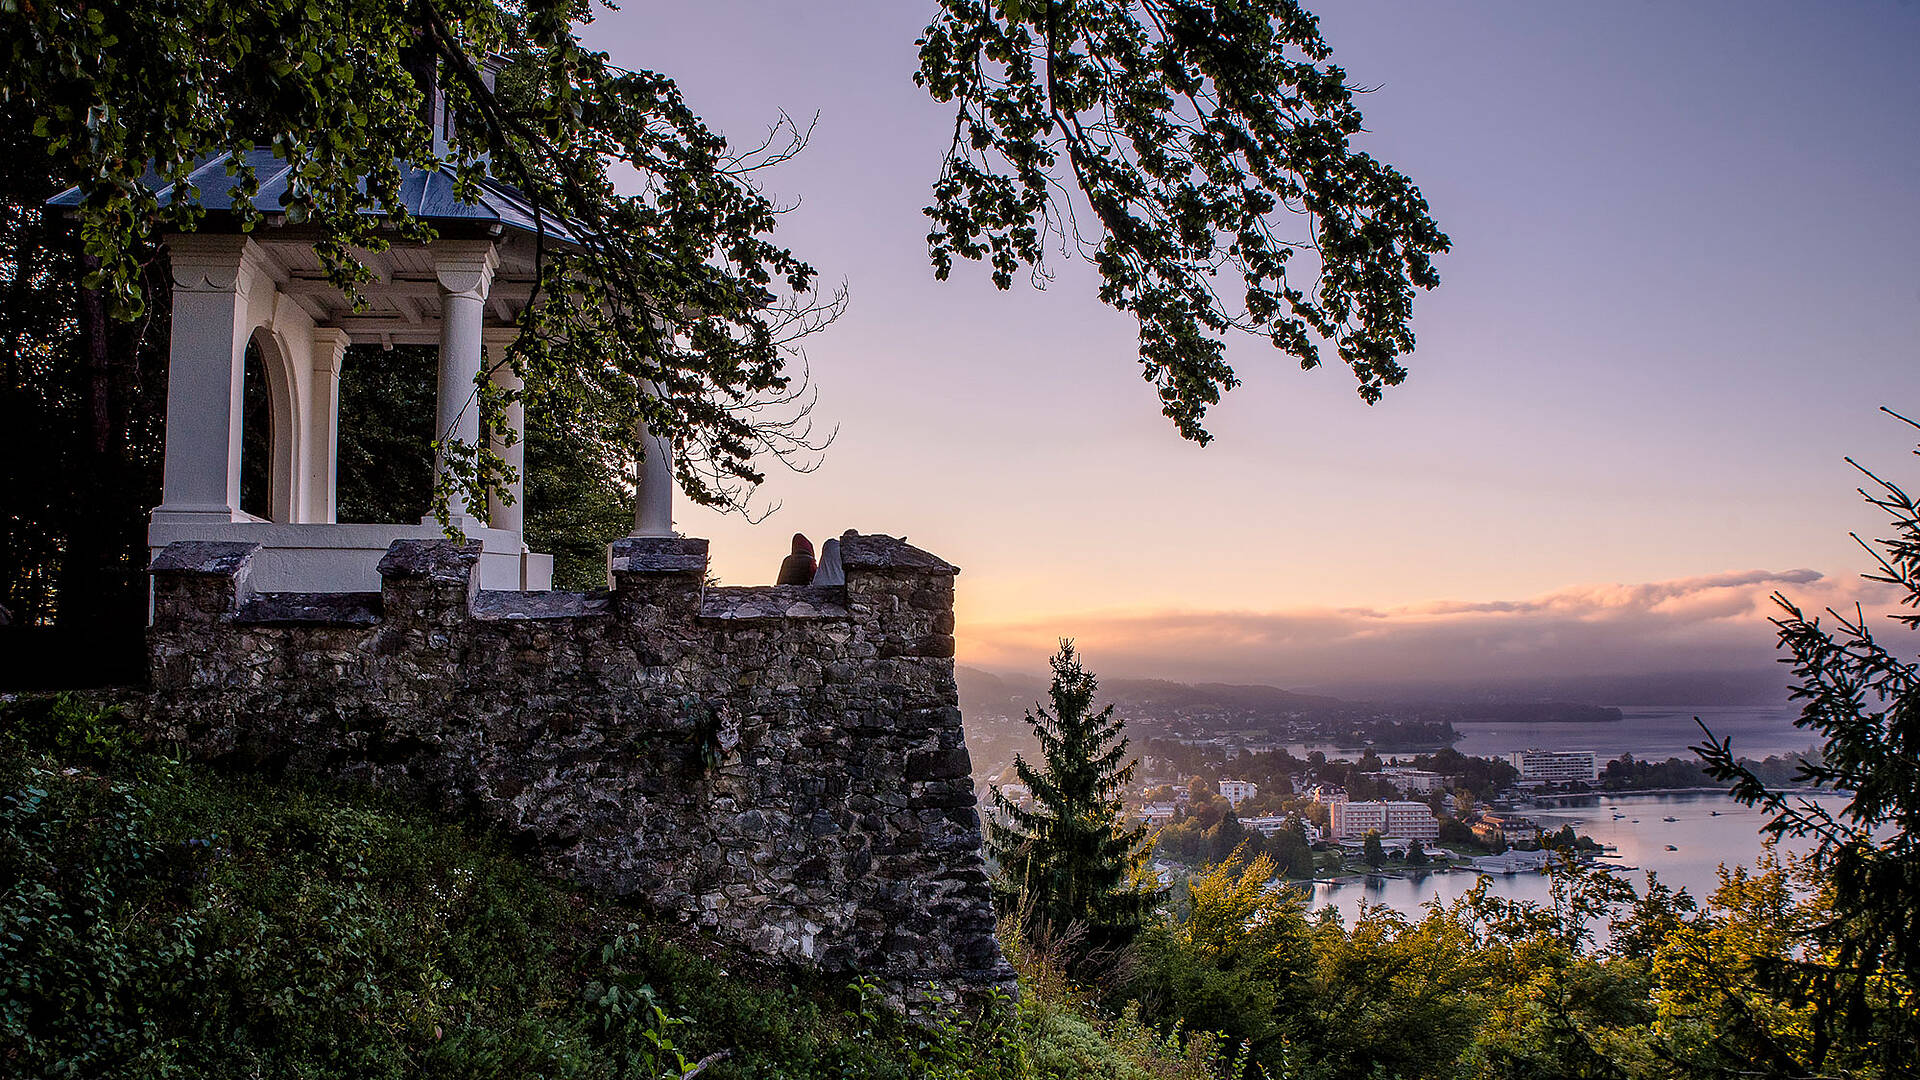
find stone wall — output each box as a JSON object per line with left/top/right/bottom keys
{"left": 143, "top": 532, "right": 1011, "bottom": 1004}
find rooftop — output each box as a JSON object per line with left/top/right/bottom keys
{"left": 48, "top": 149, "right": 584, "bottom": 245}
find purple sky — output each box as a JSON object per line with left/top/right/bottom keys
{"left": 582, "top": 2, "right": 1920, "bottom": 686}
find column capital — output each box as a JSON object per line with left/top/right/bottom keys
{"left": 310, "top": 327, "right": 350, "bottom": 373}
{"left": 433, "top": 241, "right": 499, "bottom": 301}
{"left": 166, "top": 233, "right": 275, "bottom": 296}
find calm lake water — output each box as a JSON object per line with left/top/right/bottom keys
{"left": 1450, "top": 704, "right": 1810, "bottom": 762}
{"left": 1291, "top": 704, "right": 1812, "bottom": 764}
{"left": 1307, "top": 789, "right": 1850, "bottom": 927}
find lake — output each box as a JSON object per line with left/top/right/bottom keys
{"left": 1288, "top": 704, "right": 1813, "bottom": 764}
{"left": 1450, "top": 704, "right": 1811, "bottom": 762}
{"left": 1307, "top": 789, "right": 1850, "bottom": 927}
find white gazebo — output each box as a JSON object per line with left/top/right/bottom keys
{"left": 51, "top": 150, "right": 636, "bottom": 595}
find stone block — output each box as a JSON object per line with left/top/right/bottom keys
{"left": 377, "top": 539, "right": 483, "bottom": 584}
{"left": 150, "top": 541, "right": 260, "bottom": 626}
{"left": 608, "top": 535, "right": 710, "bottom": 574}
{"left": 838, "top": 532, "right": 959, "bottom": 576}
{"left": 906, "top": 746, "right": 973, "bottom": 781}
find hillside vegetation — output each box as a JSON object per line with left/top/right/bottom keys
{"left": 0, "top": 696, "right": 1224, "bottom": 1080}
{"left": 4, "top": 695, "right": 1910, "bottom": 1079}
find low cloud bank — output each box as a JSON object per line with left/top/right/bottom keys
{"left": 960, "top": 568, "right": 1894, "bottom": 687}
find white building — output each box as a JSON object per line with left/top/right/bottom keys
{"left": 1136, "top": 803, "right": 1177, "bottom": 826}
{"left": 1330, "top": 800, "right": 1440, "bottom": 841}
{"left": 47, "top": 87, "right": 706, "bottom": 600}
{"left": 1309, "top": 785, "right": 1348, "bottom": 805}
{"left": 1507, "top": 749, "right": 1599, "bottom": 784}
{"left": 1380, "top": 767, "right": 1445, "bottom": 794}
{"left": 1241, "top": 815, "right": 1323, "bottom": 845}
{"left": 995, "top": 783, "right": 1033, "bottom": 808}
{"left": 1218, "top": 779, "right": 1258, "bottom": 806}
{"left": 1470, "top": 849, "right": 1553, "bottom": 874}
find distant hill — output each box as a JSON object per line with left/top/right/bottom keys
{"left": 959, "top": 667, "right": 1617, "bottom": 726}
{"left": 1105, "top": 679, "right": 1345, "bottom": 714}
{"left": 957, "top": 666, "right": 1342, "bottom": 718}
{"left": 956, "top": 665, "right": 1047, "bottom": 717}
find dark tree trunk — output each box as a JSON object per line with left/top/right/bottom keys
{"left": 55, "top": 252, "right": 148, "bottom": 675}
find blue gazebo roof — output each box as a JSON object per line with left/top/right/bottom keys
{"left": 48, "top": 149, "right": 584, "bottom": 246}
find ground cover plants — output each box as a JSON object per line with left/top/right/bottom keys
{"left": 0, "top": 694, "right": 1223, "bottom": 1080}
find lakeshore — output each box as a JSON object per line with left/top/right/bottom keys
{"left": 1526, "top": 784, "right": 1827, "bottom": 801}
{"left": 1307, "top": 789, "right": 1850, "bottom": 926}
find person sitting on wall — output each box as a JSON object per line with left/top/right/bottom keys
{"left": 811, "top": 537, "right": 845, "bottom": 586}
{"left": 777, "top": 533, "right": 816, "bottom": 585}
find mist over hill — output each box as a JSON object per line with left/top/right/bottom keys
{"left": 959, "top": 665, "right": 1790, "bottom": 719}
{"left": 960, "top": 669, "right": 1342, "bottom": 717}
{"left": 957, "top": 666, "right": 1627, "bottom": 731}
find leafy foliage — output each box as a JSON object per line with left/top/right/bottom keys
{"left": 334, "top": 345, "right": 439, "bottom": 526}
{"left": 1693, "top": 409, "right": 1920, "bottom": 1075}
{"left": 1128, "top": 849, "right": 1312, "bottom": 1064}
{"left": 522, "top": 390, "right": 639, "bottom": 591}
{"left": 3, "top": 0, "right": 837, "bottom": 520}
{"left": 916, "top": 0, "right": 1450, "bottom": 441}
{"left": 7, "top": 690, "right": 1919, "bottom": 1079}
{"left": 6, "top": 0, "right": 1447, "bottom": 531}
{"left": 1002, "top": 918, "right": 1249, "bottom": 1080}
{"left": 0, "top": 696, "right": 1264, "bottom": 1080}
{"left": 332, "top": 342, "right": 629, "bottom": 589}
{"left": 0, "top": 108, "right": 166, "bottom": 639}
{"left": 989, "top": 640, "right": 1160, "bottom": 962}
{"left": 1, "top": 704, "right": 685, "bottom": 1078}
{"left": 1113, "top": 829, "right": 1920, "bottom": 1080}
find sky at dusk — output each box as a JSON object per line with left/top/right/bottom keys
{"left": 583, "top": 2, "right": 1920, "bottom": 688}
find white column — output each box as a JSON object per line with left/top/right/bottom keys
{"left": 430, "top": 242, "right": 497, "bottom": 528}
{"left": 484, "top": 327, "right": 524, "bottom": 537}
{"left": 631, "top": 380, "right": 673, "bottom": 537}
{"left": 152, "top": 234, "right": 270, "bottom": 524}
{"left": 306, "top": 328, "right": 349, "bottom": 523}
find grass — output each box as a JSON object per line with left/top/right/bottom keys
{"left": 0, "top": 694, "right": 1233, "bottom": 1080}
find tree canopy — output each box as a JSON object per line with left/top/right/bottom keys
{"left": 1694, "top": 409, "right": 1920, "bottom": 1074}
{"left": 5, "top": 0, "right": 840, "bottom": 519}
{"left": 987, "top": 640, "right": 1158, "bottom": 961}
{"left": 4, "top": 0, "right": 1447, "bottom": 522}
{"left": 919, "top": 0, "right": 1450, "bottom": 441}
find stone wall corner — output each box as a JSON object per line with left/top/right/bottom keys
{"left": 377, "top": 538, "right": 482, "bottom": 623}
{"left": 608, "top": 535, "right": 709, "bottom": 622}
{"left": 839, "top": 531, "right": 958, "bottom": 660}
{"left": 150, "top": 540, "right": 261, "bottom": 626}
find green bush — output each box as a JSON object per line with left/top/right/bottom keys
{"left": 0, "top": 698, "right": 1246, "bottom": 1080}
